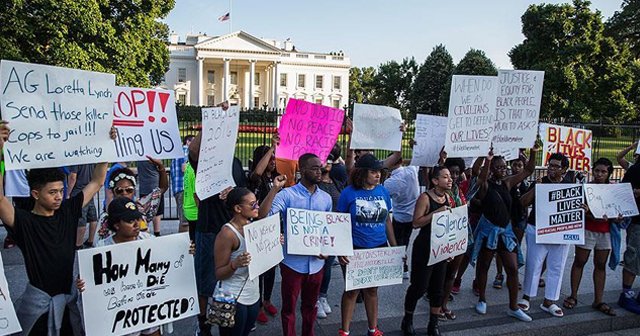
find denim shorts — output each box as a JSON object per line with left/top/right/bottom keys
{"left": 624, "top": 224, "right": 640, "bottom": 275}
{"left": 195, "top": 231, "right": 217, "bottom": 297}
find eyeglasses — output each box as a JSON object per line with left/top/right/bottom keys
{"left": 242, "top": 201, "right": 259, "bottom": 209}
{"left": 114, "top": 186, "right": 136, "bottom": 195}
{"left": 547, "top": 163, "right": 563, "bottom": 170}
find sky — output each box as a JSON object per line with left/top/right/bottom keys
{"left": 164, "top": 0, "right": 623, "bottom": 69}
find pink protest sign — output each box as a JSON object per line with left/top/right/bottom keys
{"left": 277, "top": 99, "right": 344, "bottom": 162}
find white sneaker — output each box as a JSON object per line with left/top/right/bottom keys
{"left": 316, "top": 300, "right": 327, "bottom": 319}
{"left": 319, "top": 297, "right": 332, "bottom": 314}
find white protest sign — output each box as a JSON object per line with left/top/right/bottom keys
{"left": 195, "top": 106, "right": 239, "bottom": 199}
{"left": 350, "top": 103, "right": 402, "bottom": 151}
{"left": 112, "top": 87, "right": 183, "bottom": 161}
{"left": 77, "top": 233, "right": 198, "bottom": 336}
{"left": 584, "top": 183, "right": 639, "bottom": 219}
{"left": 0, "top": 254, "right": 21, "bottom": 335}
{"left": 496, "top": 147, "right": 519, "bottom": 161}
{"left": 0, "top": 60, "right": 117, "bottom": 170}
{"left": 636, "top": 141, "right": 640, "bottom": 155}
{"left": 444, "top": 75, "right": 497, "bottom": 158}
{"left": 245, "top": 214, "right": 284, "bottom": 280}
{"left": 286, "top": 208, "right": 353, "bottom": 256}
{"left": 345, "top": 246, "right": 404, "bottom": 291}
{"left": 540, "top": 123, "right": 592, "bottom": 172}
{"left": 410, "top": 114, "right": 447, "bottom": 166}
{"left": 535, "top": 184, "right": 585, "bottom": 244}
{"left": 428, "top": 205, "right": 469, "bottom": 266}
{"left": 493, "top": 70, "right": 544, "bottom": 149}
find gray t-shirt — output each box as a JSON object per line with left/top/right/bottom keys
{"left": 69, "top": 164, "right": 95, "bottom": 197}
{"left": 137, "top": 160, "right": 159, "bottom": 195}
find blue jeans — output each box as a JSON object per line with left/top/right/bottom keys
{"left": 319, "top": 256, "right": 336, "bottom": 297}
{"left": 195, "top": 231, "right": 216, "bottom": 297}
{"left": 218, "top": 300, "right": 260, "bottom": 336}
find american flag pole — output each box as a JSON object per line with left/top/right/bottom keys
{"left": 229, "top": 0, "right": 232, "bottom": 33}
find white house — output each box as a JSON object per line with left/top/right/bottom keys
{"left": 162, "top": 31, "right": 350, "bottom": 109}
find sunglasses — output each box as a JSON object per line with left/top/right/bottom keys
{"left": 242, "top": 201, "right": 259, "bottom": 209}
{"left": 114, "top": 186, "right": 136, "bottom": 195}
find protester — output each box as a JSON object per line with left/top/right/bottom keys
{"left": 0, "top": 121, "right": 114, "bottom": 335}
{"left": 338, "top": 153, "right": 397, "bottom": 336}
{"left": 564, "top": 158, "right": 621, "bottom": 316}
{"left": 67, "top": 164, "right": 98, "bottom": 249}
{"left": 519, "top": 153, "right": 571, "bottom": 318}
{"left": 616, "top": 141, "right": 639, "bottom": 171}
{"left": 317, "top": 154, "right": 344, "bottom": 319}
{"left": 401, "top": 166, "right": 455, "bottom": 336}
{"left": 259, "top": 153, "right": 330, "bottom": 336}
{"left": 104, "top": 161, "right": 128, "bottom": 209}
{"left": 172, "top": 135, "right": 195, "bottom": 235}
{"left": 183, "top": 162, "right": 198, "bottom": 241}
{"left": 214, "top": 187, "right": 265, "bottom": 336}
{"left": 329, "top": 143, "right": 348, "bottom": 187}
{"left": 137, "top": 159, "right": 165, "bottom": 236}
{"left": 473, "top": 145, "right": 538, "bottom": 322}
{"left": 618, "top": 153, "right": 640, "bottom": 314}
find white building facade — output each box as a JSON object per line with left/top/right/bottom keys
{"left": 162, "top": 31, "right": 350, "bottom": 109}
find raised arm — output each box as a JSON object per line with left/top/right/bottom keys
{"left": 250, "top": 135, "right": 278, "bottom": 183}
{"left": 258, "top": 175, "right": 286, "bottom": 219}
{"left": 475, "top": 151, "right": 493, "bottom": 200}
{"left": 504, "top": 145, "right": 539, "bottom": 190}
{"left": 82, "top": 163, "right": 108, "bottom": 207}
{"left": 616, "top": 141, "right": 637, "bottom": 171}
{"left": 146, "top": 156, "right": 169, "bottom": 194}
{"left": 67, "top": 171, "right": 77, "bottom": 199}
{"left": 0, "top": 121, "right": 15, "bottom": 228}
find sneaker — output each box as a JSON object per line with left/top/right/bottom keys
{"left": 319, "top": 297, "right": 332, "bottom": 314}
{"left": 256, "top": 309, "right": 269, "bottom": 324}
{"left": 619, "top": 291, "right": 640, "bottom": 314}
{"left": 316, "top": 300, "right": 327, "bottom": 319}
{"left": 476, "top": 301, "right": 487, "bottom": 315}
{"left": 250, "top": 325, "right": 257, "bottom": 332}
{"left": 507, "top": 308, "right": 532, "bottom": 322}
{"left": 493, "top": 274, "right": 504, "bottom": 289}
{"left": 403, "top": 271, "right": 410, "bottom": 279}
{"left": 367, "top": 327, "right": 384, "bottom": 336}
{"left": 338, "top": 329, "right": 350, "bottom": 336}
{"left": 264, "top": 302, "right": 278, "bottom": 316}
{"left": 451, "top": 280, "right": 461, "bottom": 295}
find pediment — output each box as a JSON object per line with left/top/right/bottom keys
{"left": 195, "top": 31, "right": 282, "bottom": 54}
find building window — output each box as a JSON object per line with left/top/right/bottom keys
{"left": 178, "top": 93, "right": 187, "bottom": 105}
{"left": 315, "top": 75, "right": 323, "bottom": 89}
{"left": 333, "top": 76, "right": 341, "bottom": 90}
{"left": 298, "top": 74, "right": 306, "bottom": 88}
{"left": 254, "top": 73, "right": 260, "bottom": 86}
{"left": 280, "top": 73, "right": 287, "bottom": 87}
{"left": 254, "top": 97, "right": 260, "bottom": 108}
{"left": 178, "top": 68, "right": 187, "bottom": 83}
{"left": 315, "top": 98, "right": 323, "bottom": 105}
{"left": 207, "top": 95, "right": 215, "bottom": 106}
{"left": 230, "top": 72, "right": 238, "bottom": 85}
{"left": 332, "top": 99, "right": 340, "bottom": 109}
{"left": 207, "top": 70, "right": 215, "bottom": 84}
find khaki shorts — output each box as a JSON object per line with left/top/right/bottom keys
{"left": 577, "top": 230, "right": 611, "bottom": 250}
{"left": 624, "top": 224, "right": 640, "bottom": 275}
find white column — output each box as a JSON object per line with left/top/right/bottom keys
{"left": 197, "top": 57, "right": 204, "bottom": 106}
{"left": 223, "top": 58, "right": 230, "bottom": 102}
{"left": 272, "top": 61, "right": 280, "bottom": 108}
{"left": 249, "top": 60, "right": 256, "bottom": 108}
{"left": 265, "top": 66, "right": 271, "bottom": 108}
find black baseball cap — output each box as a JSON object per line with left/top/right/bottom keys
{"left": 108, "top": 197, "right": 143, "bottom": 222}
{"left": 355, "top": 153, "right": 383, "bottom": 170}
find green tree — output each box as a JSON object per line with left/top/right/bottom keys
{"left": 0, "top": 0, "right": 175, "bottom": 87}
{"left": 349, "top": 66, "right": 377, "bottom": 106}
{"left": 410, "top": 44, "right": 454, "bottom": 117}
{"left": 509, "top": 0, "right": 635, "bottom": 123}
{"left": 440, "top": 48, "right": 498, "bottom": 112}
{"left": 370, "top": 57, "right": 418, "bottom": 112}
{"left": 607, "top": 0, "right": 640, "bottom": 58}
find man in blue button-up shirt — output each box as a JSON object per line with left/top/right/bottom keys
{"left": 260, "top": 153, "right": 332, "bottom": 336}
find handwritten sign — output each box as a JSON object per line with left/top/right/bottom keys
{"left": 410, "top": 114, "right": 447, "bottom": 166}
{"left": 0, "top": 60, "right": 117, "bottom": 170}
{"left": 345, "top": 246, "right": 404, "bottom": 291}
{"left": 540, "top": 123, "right": 592, "bottom": 172}
{"left": 112, "top": 87, "right": 182, "bottom": 161}
{"left": 195, "top": 106, "right": 239, "bottom": 199}
{"left": 492, "top": 70, "right": 544, "bottom": 149}
{"left": 350, "top": 103, "right": 402, "bottom": 151}
{"left": 0, "top": 254, "right": 21, "bottom": 335}
{"left": 77, "top": 233, "right": 198, "bottom": 336}
{"left": 535, "top": 184, "right": 585, "bottom": 244}
{"left": 277, "top": 99, "right": 344, "bottom": 163}
{"left": 444, "top": 75, "right": 496, "bottom": 157}
{"left": 585, "top": 183, "right": 639, "bottom": 219}
{"left": 245, "top": 214, "right": 284, "bottom": 280}
{"left": 286, "top": 208, "right": 353, "bottom": 256}
{"left": 428, "top": 205, "right": 469, "bottom": 266}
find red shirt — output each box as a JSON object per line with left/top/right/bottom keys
{"left": 585, "top": 218, "right": 609, "bottom": 233}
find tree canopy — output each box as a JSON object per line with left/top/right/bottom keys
{"left": 410, "top": 44, "right": 454, "bottom": 117}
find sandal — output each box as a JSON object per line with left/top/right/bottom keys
{"left": 540, "top": 303, "right": 564, "bottom": 317}
{"left": 517, "top": 298, "right": 530, "bottom": 312}
{"left": 593, "top": 302, "right": 616, "bottom": 316}
{"left": 563, "top": 296, "right": 577, "bottom": 309}
{"left": 493, "top": 274, "right": 504, "bottom": 289}
{"left": 444, "top": 309, "right": 457, "bottom": 320}
{"left": 437, "top": 311, "right": 447, "bottom": 321}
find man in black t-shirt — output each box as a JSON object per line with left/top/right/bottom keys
{"left": 619, "top": 159, "right": 640, "bottom": 314}
{"left": 0, "top": 122, "right": 112, "bottom": 335}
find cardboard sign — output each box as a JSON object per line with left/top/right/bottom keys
{"left": 535, "top": 184, "right": 585, "bottom": 244}
{"left": 195, "top": 106, "right": 239, "bottom": 199}
{"left": 410, "top": 114, "right": 447, "bottom": 167}
{"left": 77, "top": 233, "right": 198, "bottom": 336}
{"left": 286, "top": 208, "right": 354, "bottom": 256}
{"left": 428, "top": 205, "right": 469, "bottom": 266}
{"left": 540, "top": 123, "right": 592, "bottom": 172}
{"left": 350, "top": 103, "right": 402, "bottom": 151}
{"left": 277, "top": 99, "right": 344, "bottom": 163}
{"left": 0, "top": 254, "right": 21, "bottom": 335}
{"left": 584, "top": 183, "right": 639, "bottom": 219}
{"left": 112, "top": 87, "right": 183, "bottom": 161}
{"left": 493, "top": 70, "right": 544, "bottom": 149}
{"left": 345, "top": 246, "right": 404, "bottom": 291}
{"left": 245, "top": 214, "right": 284, "bottom": 280}
{"left": 0, "top": 60, "right": 117, "bottom": 170}
{"left": 444, "top": 75, "right": 497, "bottom": 157}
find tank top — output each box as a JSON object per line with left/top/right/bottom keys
{"left": 415, "top": 191, "right": 452, "bottom": 245}
{"left": 219, "top": 223, "right": 259, "bottom": 305}
{"left": 482, "top": 180, "right": 512, "bottom": 228}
